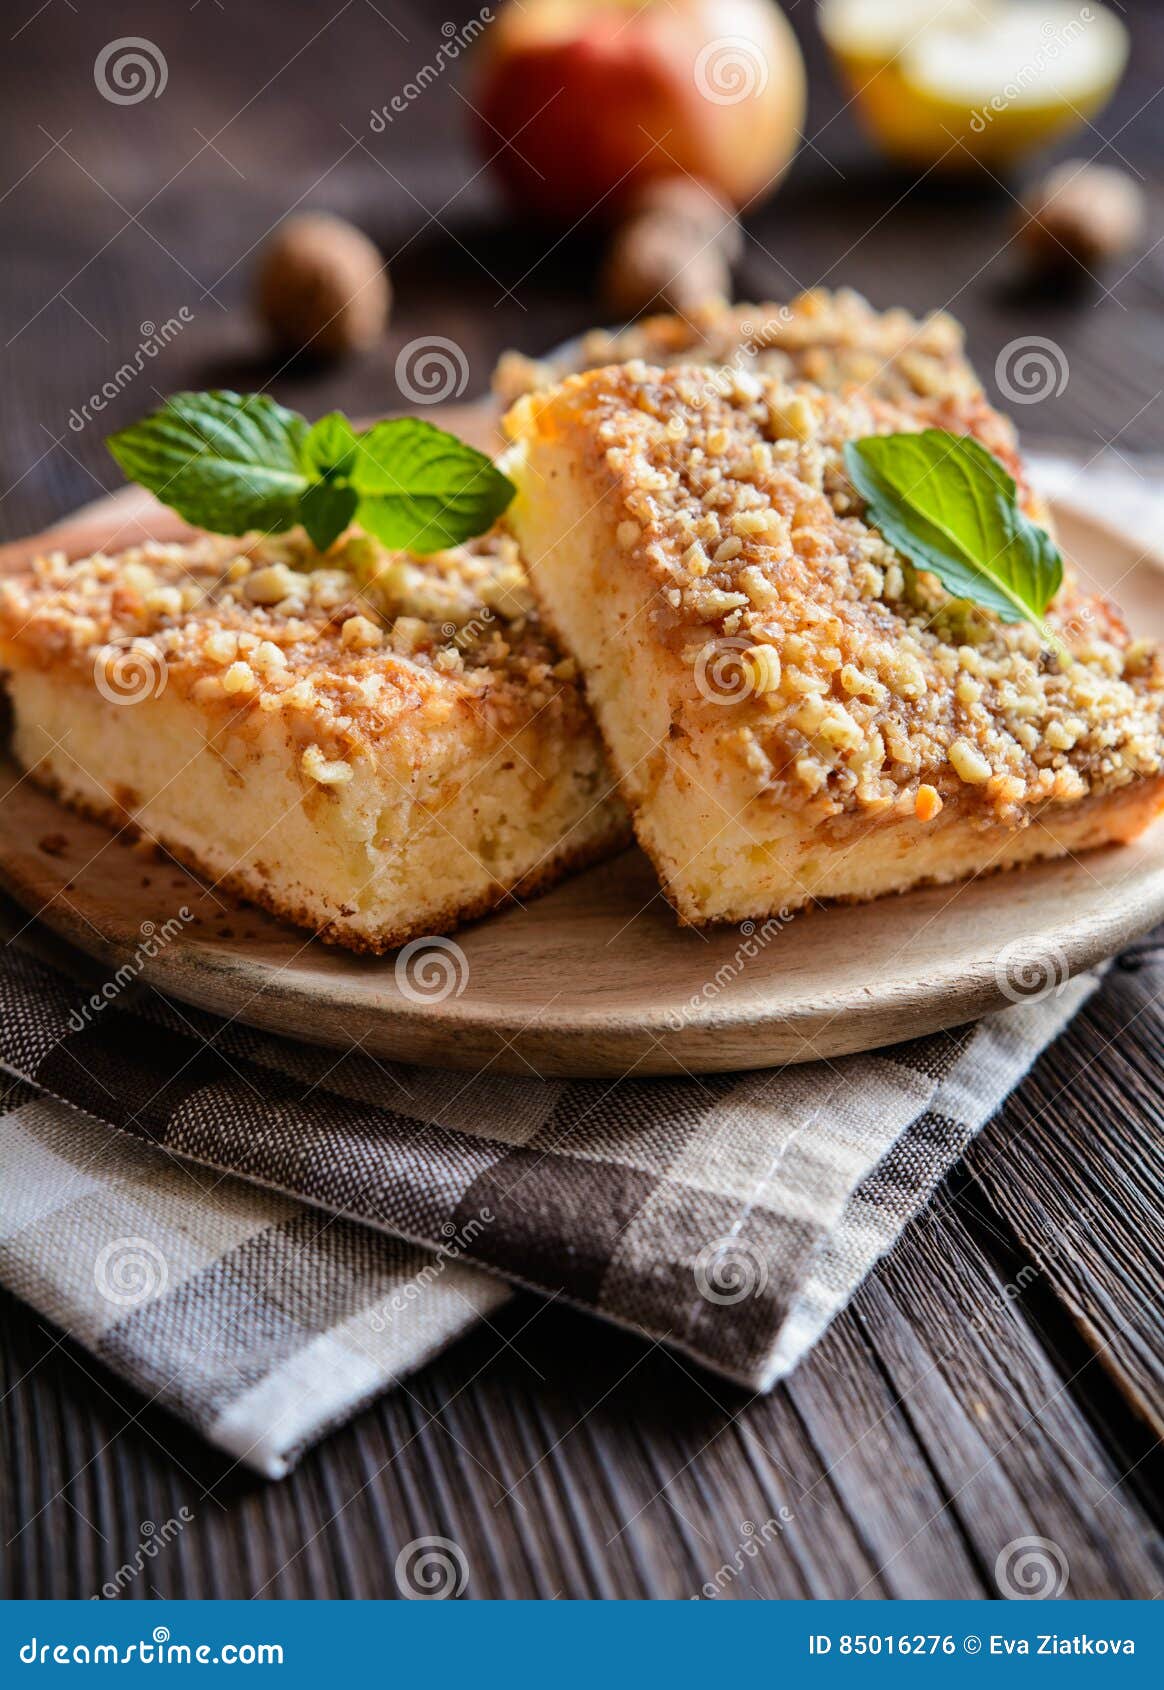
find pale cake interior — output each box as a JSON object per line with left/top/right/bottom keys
{"left": 504, "top": 364, "right": 1164, "bottom": 926}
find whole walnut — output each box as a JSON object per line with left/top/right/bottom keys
{"left": 621, "top": 177, "right": 743, "bottom": 262}
{"left": 256, "top": 213, "right": 391, "bottom": 357}
{"left": 601, "top": 177, "right": 740, "bottom": 319}
{"left": 601, "top": 218, "right": 732, "bottom": 319}
{"left": 1018, "top": 161, "right": 1145, "bottom": 274}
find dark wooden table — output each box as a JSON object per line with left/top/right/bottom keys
{"left": 1, "top": 0, "right": 1162, "bottom": 1600}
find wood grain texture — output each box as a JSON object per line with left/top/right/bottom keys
{"left": 1, "top": 0, "right": 1162, "bottom": 1602}
{"left": 3, "top": 952, "right": 1162, "bottom": 1598}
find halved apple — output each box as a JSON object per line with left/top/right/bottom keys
{"left": 820, "top": 0, "right": 1128, "bottom": 169}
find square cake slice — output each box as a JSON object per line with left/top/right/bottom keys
{"left": 0, "top": 528, "right": 628, "bottom": 952}
{"left": 503, "top": 364, "right": 1164, "bottom": 926}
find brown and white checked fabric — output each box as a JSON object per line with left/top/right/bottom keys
{"left": 0, "top": 1083, "right": 508, "bottom": 1477}
{"left": 0, "top": 893, "right": 1098, "bottom": 1476}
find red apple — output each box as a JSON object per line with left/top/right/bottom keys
{"left": 472, "top": 0, "right": 806, "bottom": 223}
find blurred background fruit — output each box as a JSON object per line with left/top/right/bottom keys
{"left": 819, "top": 0, "right": 1128, "bottom": 171}
{"left": 1016, "top": 159, "right": 1145, "bottom": 273}
{"left": 472, "top": 0, "right": 806, "bottom": 223}
{"left": 600, "top": 177, "right": 742, "bottom": 316}
{"left": 256, "top": 214, "right": 391, "bottom": 359}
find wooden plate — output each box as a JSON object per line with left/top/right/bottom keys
{"left": 2, "top": 463, "right": 1163, "bottom": 1076}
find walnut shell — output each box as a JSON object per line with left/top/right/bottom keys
{"left": 1018, "top": 161, "right": 1145, "bottom": 274}
{"left": 601, "top": 215, "right": 732, "bottom": 319}
{"left": 256, "top": 213, "right": 390, "bottom": 356}
{"left": 622, "top": 177, "right": 743, "bottom": 262}
{"left": 600, "top": 177, "right": 739, "bottom": 320}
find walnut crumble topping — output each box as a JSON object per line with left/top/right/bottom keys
{"left": 494, "top": 287, "right": 984, "bottom": 411}
{"left": 0, "top": 528, "right": 593, "bottom": 782}
{"left": 527, "top": 362, "right": 1164, "bottom": 828}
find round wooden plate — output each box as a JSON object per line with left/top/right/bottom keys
{"left": 2, "top": 464, "right": 1163, "bottom": 1076}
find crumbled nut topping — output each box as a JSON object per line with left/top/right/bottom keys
{"left": 0, "top": 526, "right": 591, "bottom": 770}
{"left": 494, "top": 287, "right": 984, "bottom": 411}
{"left": 522, "top": 363, "right": 1163, "bottom": 826}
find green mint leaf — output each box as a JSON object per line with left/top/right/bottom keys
{"left": 108, "top": 396, "right": 515, "bottom": 556}
{"left": 299, "top": 480, "right": 359, "bottom": 552}
{"left": 347, "top": 418, "right": 515, "bottom": 554}
{"left": 843, "top": 429, "right": 1062, "bottom": 634}
{"left": 300, "top": 411, "right": 361, "bottom": 481}
{"left": 297, "top": 413, "right": 361, "bottom": 548}
{"left": 107, "top": 392, "right": 309, "bottom": 536}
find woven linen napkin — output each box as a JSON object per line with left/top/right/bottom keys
{"left": 0, "top": 898, "right": 1097, "bottom": 1476}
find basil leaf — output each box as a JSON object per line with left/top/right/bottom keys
{"left": 843, "top": 429, "right": 1062, "bottom": 633}
{"left": 108, "top": 392, "right": 309, "bottom": 536}
{"left": 349, "top": 418, "right": 515, "bottom": 555}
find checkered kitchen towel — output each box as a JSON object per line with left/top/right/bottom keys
{"left": 0, "top": 892, "right": 1098, "bottom": 1477}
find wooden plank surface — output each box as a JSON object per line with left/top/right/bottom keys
{"left": 2, "top": 0, "right": 1163, "bottom": 1601}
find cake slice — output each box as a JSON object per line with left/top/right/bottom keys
{"left": 494, "top": 287, "right": 985, "bottom": 410}
{"left": 503, "top": 363, "right": 1164, "bottom": 926}
{"left": 0, "top": 528, "right": 628, "bottom": 952}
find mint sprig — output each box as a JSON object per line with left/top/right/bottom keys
{"left": 843, "top": 429, "right": 1062, "bottom": 636}
{"left": 107, "top": 392, "right": 514, "bottom": 555}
